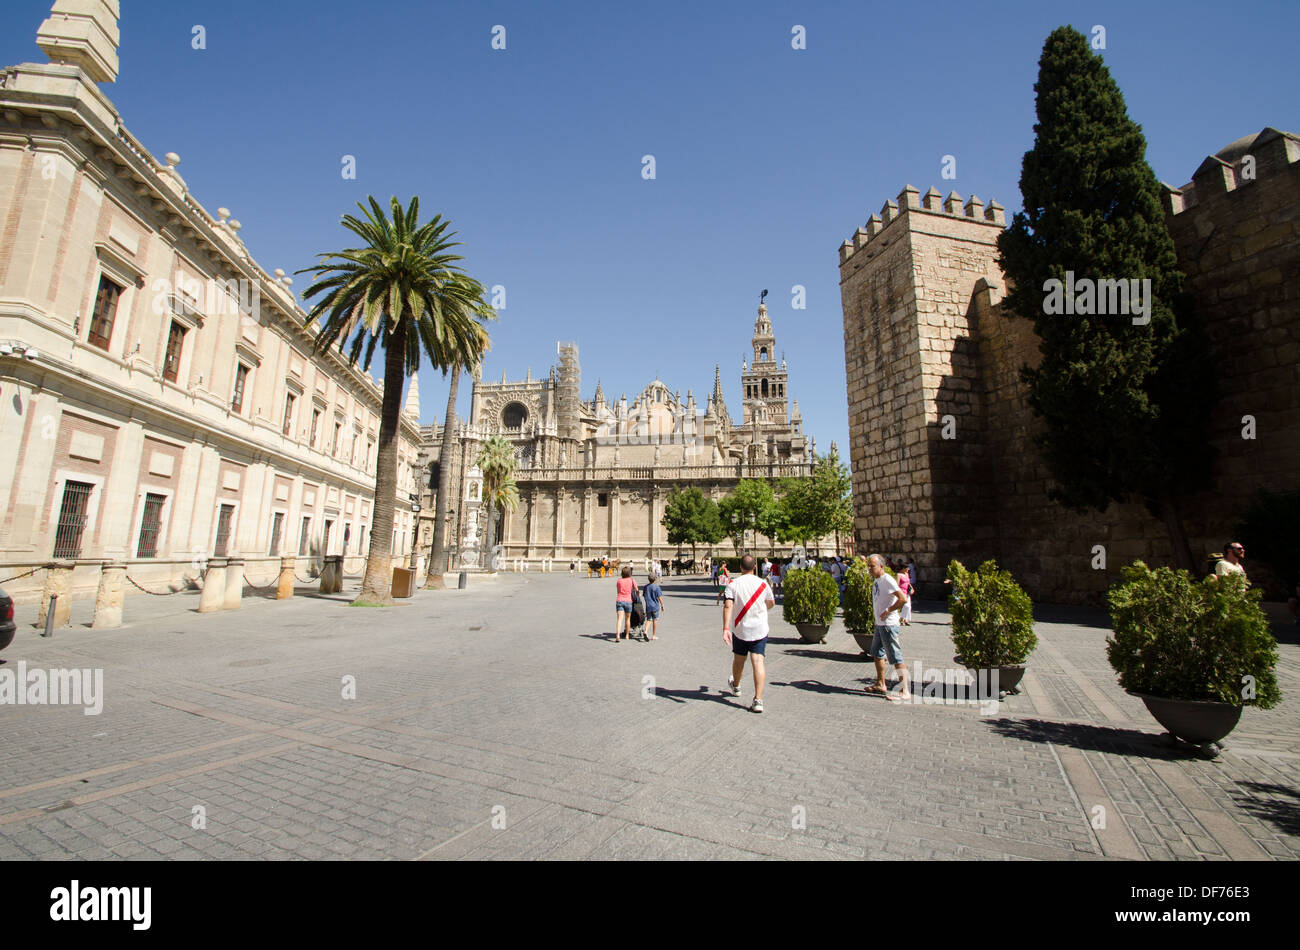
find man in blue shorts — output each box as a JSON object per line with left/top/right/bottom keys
{"left": 722, "top": 555, "right": 775, "bottom": 713}
{"left": 865, "top": 554, "right": 911, "bottom": 701}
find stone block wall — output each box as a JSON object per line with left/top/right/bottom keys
{"left": 840, "top": 129, "right": 1300, "bottom": 603}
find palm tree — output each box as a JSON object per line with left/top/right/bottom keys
{"left": 476, "top": 435, "right": 517, "bottom": 565}
{"left": 299, "top": 196, "right": 494, "bottom": 603}
{"left": 426, "top": 360, "right": 463, "bottom": 585}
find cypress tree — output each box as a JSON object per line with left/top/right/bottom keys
{"left": 997, "top": 25, "right": 1215, "bottom": 570}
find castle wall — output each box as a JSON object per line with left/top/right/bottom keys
{"left": 841, "top": 131, "right": 1300, "bottom": 603}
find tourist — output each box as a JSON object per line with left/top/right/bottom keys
{"left": 614, "top": 565, "right": 638, "bottom": 642}
{"left": 715, "top": 561, "right": 731, "bottom": 605}
{"left": 569, "top": 558, "right": 577, "bottom": 575}
{"left": 644, "top": 572, "right": 665, "bottom": 640}
{"left": 896, "top": 562, "right": 913, "bottom": 626}
{"left": 1215, "top": 542, "right": 1247, "bottom": 580}
{"left": 907, "top": 556, "right": 917, "bottom": 592}
{"left": 864, "top": 554, "right": 910, "bottom": 701}
{"left": 769, "top": 559, "right": 782, "bottom": 592}
{"left": 722, "top": 554, "right": 775, "bottom": 713}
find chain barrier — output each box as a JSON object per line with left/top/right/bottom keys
{"left": 240, "top": 574, "right": 280, "bottom": 592}
{"left": 1, "top": 565, "right": 46, "bottom": 585}
{"left": 125, "top": 574, "right": 195, "bottom": 596}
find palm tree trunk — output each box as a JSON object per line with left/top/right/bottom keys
{"left": 358, "top": 325, "right": 407, "bottom": 603}
{"left": 426, "top": 364, "right": 460, "bottom": 585}
{"left": 485, "top": 496, "right": 498, "bottom": 570}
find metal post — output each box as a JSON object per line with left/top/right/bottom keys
{"left": 42, "top": 595, "right": 56, "bottom": 638}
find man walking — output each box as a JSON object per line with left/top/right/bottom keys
{"left": 1215, "top": 541, "right": 1247, "bottom": 579}
{"left": 722, "top": 554, "right": 775, "bottom": 713}
{"left": 864, "top": 554, "right": 910, "bottom": 701}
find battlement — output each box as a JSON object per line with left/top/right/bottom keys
{"left": 839, "top": 184, "right": 1005, "bottom": 266}
{"left": 1163, "top": 127, "right": 1300, "bottom": 215}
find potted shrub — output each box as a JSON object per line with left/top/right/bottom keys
{"left": 843, "top": 557, "right": 896, "bottom": 654}
{"left": 1107, "top": 562, "right": 1281, "bottom": 757}
{"left": 947, "top": 559, "right": 1037, "bottom": 695}
{"left": 782, "top": 566, "right": 839, "bottom": 644}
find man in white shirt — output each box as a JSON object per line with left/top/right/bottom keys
{"left": 1215, "top": 541, "right": 1247, "bottom": 580}
{"left": 865, "top": 554, "right": 910, "bottom": 701}
{"left": 722, "top": 554, "right": 776, "bottom": 713}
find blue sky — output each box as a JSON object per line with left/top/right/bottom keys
{"left": 3, "top": 0, "right": 1296, "bottom": 454}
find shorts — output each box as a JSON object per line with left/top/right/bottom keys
{"left": 731, "top": 636, "right": 768, "bottom": 657}
{"left": 646, "top": 607, "right": 660, "bottom": 620}
{"left": 870, "top": 624, "right": 903, "bottom": 666}
{"left": 615, "top": 601, "right": 633, "bottom": 613}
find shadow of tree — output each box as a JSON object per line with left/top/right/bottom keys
{"left": 784, "top": 647, "right": 869, "bottom": 663}
{"left": 1233, "top": 781, "right": 1300, "bottom": 837}
{"left": 770, "top": 678, "right": 869, "bottom": 698}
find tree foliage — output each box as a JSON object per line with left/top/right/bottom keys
{"left": 718, "top": 479, "right": 779, "bottom": 552}
{"left": 475, "top": 436, "right": 517, "bottom": 560}
{"left": 661, "top": 486, "right": 725, "bottom": 558}
{"left": 995, "top": 26, "right": 1215, "bottom": 568}
{"left": 775, "top": 451, "right": 852, "bottom": 548}
{"left": 299, "top": 196, "right": 494, "bottom": 602}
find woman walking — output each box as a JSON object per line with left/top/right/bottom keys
{"left": 614, "top": 565, "right": 638, "bottom": 642}
{"left": 715, "top": 562, "right": 731, "bottom": 605}
{"left": 896, "top": 561, "right": 913, "bottom": 625}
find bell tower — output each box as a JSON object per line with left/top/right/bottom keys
{"left": 741, "top": 295, "right": 788, "bottom": 426}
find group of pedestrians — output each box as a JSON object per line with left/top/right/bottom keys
{"left": 612, "top": 550, "right": 918, "bottom": 709}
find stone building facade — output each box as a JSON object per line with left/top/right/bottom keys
{"left": 840, "top": 129, "right": 1300, "bottom": 603}
{"left": 418, "top": 304, "right": 823, "bottom": 566}
{"left": 0, "top": 2, "right": 423, "bottom": 603}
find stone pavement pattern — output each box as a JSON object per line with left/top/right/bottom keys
{"left": 1, "top": 574, "right": 1297, "bottom": 860}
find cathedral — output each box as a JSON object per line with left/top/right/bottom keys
{"left": 417, "top": 301, "right": 818, "bottom": 566}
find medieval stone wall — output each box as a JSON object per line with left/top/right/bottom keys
{"left": 841, "top": 130, "right": 1300, "bottom": 603}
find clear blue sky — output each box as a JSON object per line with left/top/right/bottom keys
{"left": 4, "top": 0, "right": 1296, "bottom": 455}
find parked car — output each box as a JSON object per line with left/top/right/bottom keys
{"left": 0, "top": 587, "right": 14, "bottom": 652}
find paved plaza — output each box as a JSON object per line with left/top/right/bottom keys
{"left": 1, "top": 572, "right": 1298, "bottom": 861}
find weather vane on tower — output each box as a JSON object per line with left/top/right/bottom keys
{"left": 759, "top": 289, "right": 768, "bottom": 305}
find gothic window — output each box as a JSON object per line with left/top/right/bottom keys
{"left": 502, "top": 401, "right": 528, "bottom": 429}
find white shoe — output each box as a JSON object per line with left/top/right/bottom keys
{"left": 726, "top": 676, "right": 740, "bottom": 697}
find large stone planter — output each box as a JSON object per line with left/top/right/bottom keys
{"left": 1131, "top": 692, "right": 1243, "bottom": 757}
{"left": 850, "top": 630, "right": 873, "bottom": 654}
{"left": 794, "top": 622, "right": 830, "bottom": 644}
{"left": 955, "top": 656, "right": 1027, "bottom": 696}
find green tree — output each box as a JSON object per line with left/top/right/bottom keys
{"left": 719, "top": 479, "right": 779, "bottom": 554}
{"left": 996, "top": 26, "right": 1215, "bottom": 571}
{"left": 476, "top": 436, "right": 517, "bottom": 564}
{"left": 661, "top": 486, "right": 725, "bottom": 562}
{"left": 300, "top": 197, "right": 494, "bottom": 603}
{"left": 775, "top": 451, "right": 852, "bottom": 554}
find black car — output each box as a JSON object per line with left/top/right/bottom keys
{"left": 0, "top": 587, "right": 14, "bottom": 652}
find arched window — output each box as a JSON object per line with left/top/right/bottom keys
{"left": 759, "top": 346, "right": 768, "bottom": 361}
{"left": 761, "top": 379, "right": 768, "bottom": 397}
{"left": 502, "top": 402, "right": 528, "bottom": 429}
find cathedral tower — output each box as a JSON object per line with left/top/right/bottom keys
{"left": 741, "top": 299, "right": 788, "bottom": 426}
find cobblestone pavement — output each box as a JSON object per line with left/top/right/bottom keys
{"left": 1, "top": 573, "right": 1297, "bottom": 860}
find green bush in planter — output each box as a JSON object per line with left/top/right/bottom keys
{"left": 782, "top": 567, "right": 839, "bottom": 627}
{"left": 1106, "top": 561, "right": 1281, "bottom": 708}
{"left": 842, "top": 559, "right": 874, "bottom": 632}
{"left": 946, "top": 559, "right": 1037, "bottom": 667}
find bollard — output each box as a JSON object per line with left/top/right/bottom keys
{"left": 92, "top": 561, "right": 126, "bottom": 628}
{"left": 198, "top": 558, "right": 228, "bottom": 612}
{"left": 36, "top": 560, "right": 74, "bottom": 630}
{"left": 223, "top": 557, "right": 245, "bottom": 609}
{"left": 320, "top": 555, "right": 343, "bottom": 594}
{"left": 42, "top": 594, "right": 56, "bottom": 637}
{"left": 277, "top": 555, "right": 295, "bottom": 600}
{"left": 458, "top": 571, "right": 468, "bottom": 589}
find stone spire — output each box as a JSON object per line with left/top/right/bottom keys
{"left": 712, "top": 364, "right": 725, "bottom": 411}
{"left": 37, "top": 0, "right": 120, "bottom": 83}
{"left": 403, "top": 372, "right": 420, "bottom": 417}
{"left": 593, "top": 379, "right": 605, "bottom": 406}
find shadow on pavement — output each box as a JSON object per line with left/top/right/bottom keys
{"left": 783, "top": 647, "right": 869, "bottom": 663}
{"left": 771, "top": 678, "right": 868, "bottom": 698}
{"left": 653, "top": 685, "right": 742, "bottom": 707}
{"left": 1233, "top": 781, "right": 1300, "bottom": 836}
{"left": 986, "top": 717, "right": 1183, "bottom": 758}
